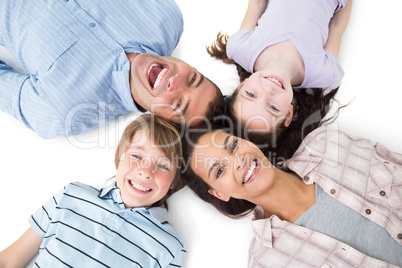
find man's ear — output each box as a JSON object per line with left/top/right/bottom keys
{"left": 208, "top": 189, "right": 230, "bottom": 202}
{"left": 283, "top": 104, "right": 294, "bottom": 127}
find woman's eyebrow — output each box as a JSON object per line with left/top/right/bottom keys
{"left": 208, "top": 162, "right": 219, "bottom": 179}
{"left": 223, "top": 135, "right": 231, "bottom": 150}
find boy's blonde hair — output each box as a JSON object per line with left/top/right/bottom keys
{"left": 115, "top": 114, "right": 183, "bottom": 209}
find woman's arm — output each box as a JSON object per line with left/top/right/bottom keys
{"left": 324, "top": 0, "right": 353, "bottom": 59}
{"left": 0, "top": 227, "right": 42, "bottom": 268}
{"left": 239, "top": 0, "right": 268, "bottom": 31}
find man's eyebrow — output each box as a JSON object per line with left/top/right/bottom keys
{"left": 196, "top": 73, "right": 205, "bottom": 88}
{"left": 208, "top": 162, "right": 219, "bottom": 179}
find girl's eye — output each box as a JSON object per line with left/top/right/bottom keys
{"left": 216, "top": 166, "right": 224, "bottom": 179}
{"left": 269, "top": 104, "right": 279, "bottom": 112}
{"left": 246, "top": 91, "right": 255, "bottom": 98}
{"left": 230, "top": 139, "right": 238, "bottom": 153}
{"left": 190, "top": 74, "right": 196, "bottom": 85}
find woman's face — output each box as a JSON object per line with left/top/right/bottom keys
{"left": 233, "top": 69, "right": 294, "bottom": 132}
{"left": 190, "top": 130, "right": 275, "bottom": 202}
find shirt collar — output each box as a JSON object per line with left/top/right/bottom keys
{"left": 98, "top": 182, "right": 168, "bottom": 224}
{"left": 251, "top": 206, "right": 274, "bottom": 248}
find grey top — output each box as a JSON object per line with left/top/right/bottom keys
{"left": 295, "top": 183, "right": 402, "bottom": 266}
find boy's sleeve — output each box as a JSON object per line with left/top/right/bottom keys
{"left": 28, "top": 187, "right": 65, "bottom": 237}
{"left": 167, "top": 249, "right": 186, "bottom": 268}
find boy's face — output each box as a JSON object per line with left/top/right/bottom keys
{"left": 116, "top": 129, "right": 176, "bottom": 208}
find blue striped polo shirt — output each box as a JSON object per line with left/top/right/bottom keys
{"left": 0, "top": 0, "right": 183, "bottom": 138}
{"left": 28, "top": 182, "right": 186, "bottom": 267}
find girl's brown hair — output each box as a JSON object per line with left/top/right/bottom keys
{"left": 115, "top": 114, "right": 183, "bottom": 209}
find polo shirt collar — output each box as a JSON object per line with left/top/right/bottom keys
{"left": 99, "top": 182, "right": 168, "bottom": 224}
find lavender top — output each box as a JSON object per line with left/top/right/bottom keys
{"left": 227, "top": 0, "right": 347, "bottom": 90}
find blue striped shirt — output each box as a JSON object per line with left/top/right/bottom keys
{"left": 29, "top": 182, "right": 186, "bottom": 268}
{"left": 0, "top": 0, "right": 183, "bottom": 139}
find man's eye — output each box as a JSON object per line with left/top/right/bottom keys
{"left": 174, "top": 101, "right": 181, "bottom": 111}
{"left": 190, "top": 74, "right": 196, "bottom": 85}
{"left": 246, "top": 91, "right": 255, "bottom": 98}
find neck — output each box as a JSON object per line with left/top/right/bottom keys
{"left": 254, "top": 41, "right": 305, "bottom": 86}
{"left": 251, "top": 168, "right": 315, "bottom": 223}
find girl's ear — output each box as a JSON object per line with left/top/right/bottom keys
{"left": 283, "top": 104, "right": 294, "bottom": 127}
{"left": 208, "top": 189, "right": 230, "bottom": 202}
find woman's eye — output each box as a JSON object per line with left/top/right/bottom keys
{"left": 246, "top": 91, "right": 255, "bottom": 98}
{"left": 216, "top": 166, "right": 224, "bottom": 179}
{"left": 230, "top": 139, "right": 238, "bottom": 153}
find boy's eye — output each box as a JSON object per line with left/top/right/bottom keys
{"left": 131, "top": 154, "right": 142, "bottom": 160}
{"left": 158, "top": 164, "right": 170, "bottom": 171}
{"left": 246, "top": 91, "right": 255, "bottom": 98}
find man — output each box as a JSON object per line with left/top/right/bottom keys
{"left": 0, "top": 0, "right": 223, "bottom": 139}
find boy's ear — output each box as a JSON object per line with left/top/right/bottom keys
{"left": 283, "top": 104, "right": 294, "bottom": 127}
{"left": 208, "top": 189, "right": 230, "bottom": 202}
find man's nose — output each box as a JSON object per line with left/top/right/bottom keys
{"left": 167, "top": 74, "right": 185, "bottom": 92}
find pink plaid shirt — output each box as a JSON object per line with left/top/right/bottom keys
{"left": 249, "top": 127, "right": 402, "bottom": 267}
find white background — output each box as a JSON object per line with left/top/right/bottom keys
{"left": 1, "top": 0, "right": 401, "bottom": 267}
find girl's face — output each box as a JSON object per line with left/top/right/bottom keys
{"left": 116, "top": 129, "right": 176, "bottom": 208}
{"left": 190, "top": 131, "right": 275, "bottom": 202}
{"left": 233, "top": 69, "right": 294, "bottom": 132}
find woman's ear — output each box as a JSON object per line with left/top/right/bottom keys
{"left": 208, "top": 189, "right": 230, "bottom": 202}
{"left": 283, "top": 104, "right": 294, "bottom": 127}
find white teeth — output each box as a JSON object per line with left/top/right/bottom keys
{"left": 243, "top": 160, "right": 257, "bottom": 184}
{"left": 148, "top": 64, "right": 167, "bottom": 89}
{"left": 130, "top": 181, "right": 151, "bottom": 192}
{"left": 267, "top": 77, "right": 283, "bottom": 88}
{"left": 153, "top": 68, "right": 167, "bottom": 89}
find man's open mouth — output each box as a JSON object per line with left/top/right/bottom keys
{"left": 148, "top": 63, "right": 168, "bottom": 89}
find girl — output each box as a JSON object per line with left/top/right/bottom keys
{"left": 208, "top": 0, "right": 352, "bottom": 148}
{"left": 182, "top": 127, "right": 402, "bottom": 267}
{"left": 0, "top": 114, "right": 186, "bottom": 268}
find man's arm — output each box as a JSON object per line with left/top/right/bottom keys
{"left": 239, "top": 0, "right": 268, "bottom": 31}
{"left": 0, "top": 227, "right": 42, "bottom": 268}
{"left": 324, "top": 0, "right": 353, "bottom": 59}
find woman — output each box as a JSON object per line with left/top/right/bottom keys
{"left": 207, "top": 0, "right": 352, "bottom": 142}
{"left": 182, "top": 126, "right": 402, "bottom": 267}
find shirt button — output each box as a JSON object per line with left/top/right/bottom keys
{"left": 303, "top": 176, "right": 310, "bottom": 182}
{"left": 398, "top": 233, "right": 402, "bottom": 239}
{"left": 379, "top": 191, "right": 386, "bottom": 196}
{"left": 365, "top": 209, "right": 371, "bottom": 215}
{"left": 89, "top": 22, "right": 96, "bottom": 28}
{"left": 330, "top": 189, "right": 336, "bottom": 194}
{"left": 384, "top": 161, "right": 389, "bottom": 164}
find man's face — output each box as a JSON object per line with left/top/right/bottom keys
{"left": 130, "top": 54, "right": 219, "bottom": 126}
